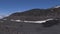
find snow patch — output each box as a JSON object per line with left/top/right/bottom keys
{"left": 10, "top": 19, "right": 53, "bottom": 23}
{"left": 24, "top": 21, "right": 46, "bottom": 23}
{"left": 10, "top": 19, "right": 21, "bottom": 22}
{"left": 23, "top": 19, "right": 53, "bottom": 23}
{"left": 15, "top": 20, "right": 21, "bottom": 22}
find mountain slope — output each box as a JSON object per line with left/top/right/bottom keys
{"left": 3, "top": 7, "right": 60, "bottom": 21}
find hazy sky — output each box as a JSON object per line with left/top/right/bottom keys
{"left": 0, "top": 0, "right": 60, "bottom": 16}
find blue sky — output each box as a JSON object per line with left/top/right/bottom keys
{"left": 0, "top": 0, "right": 60, "bottom": 16}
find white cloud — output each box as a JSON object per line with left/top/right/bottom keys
{"left": 0, "top": 15, "right": 10, "bottom": 19}
{"left": 0, "top": 16, "right": 3, "bottom": 19}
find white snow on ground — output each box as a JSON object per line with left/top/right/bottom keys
{"left": 10, "top": 19, "right": 53, "bottom": 23}
{"left": 11, "top": 19, "right": 21, "bottom": 22}
{"left": 24, "top": 21, "right": 46, "bottom": 23}
{"left": 23, "top": 19, "right": 53, "bottom": 23}
{"left": 1, "top": 18, "right": 54, "bottom": 23}
{"left": 15, "top": 20, "right": 21, "bottom": 22}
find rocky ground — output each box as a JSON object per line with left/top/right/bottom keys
{"left": 0, "top": 19, "right": 60, "bottom": 34}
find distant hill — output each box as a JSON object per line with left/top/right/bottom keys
{"left": 2, "top": 6, "right": 60, "bottom": 21}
